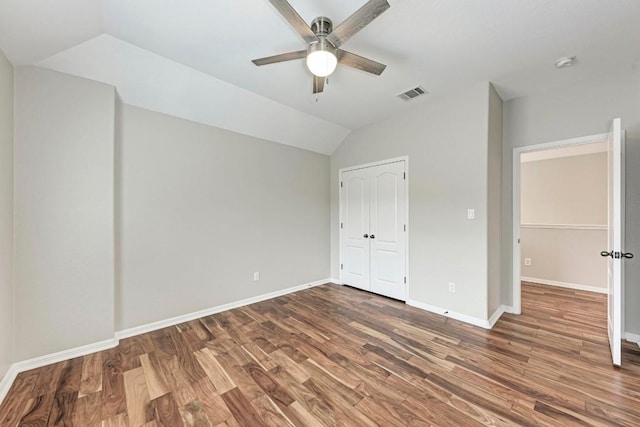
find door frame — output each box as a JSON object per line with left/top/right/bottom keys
{"left": 512, "top": 133, "right": 607, "bottom": 314}
{"left": 339, "top": 156, "right": 410, "bottom": 301}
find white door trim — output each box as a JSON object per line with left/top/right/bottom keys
{"left": 512, "top": 133, "right": 607, "bottom": 314}
{"left": 339, "top": 156, "right": 410, "bottom": 301}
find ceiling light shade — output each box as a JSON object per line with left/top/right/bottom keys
{"left": 307, "top": 38, "right": 337, "bottom": 77}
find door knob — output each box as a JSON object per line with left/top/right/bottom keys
{"left": 601, "top": 250, "right": 634, "bottom": 259}
{"left": 370, "top": 234, "right": 375, "bottom": 239}
{"left": 363, "top": 234, "right": 369, "bottom": 238}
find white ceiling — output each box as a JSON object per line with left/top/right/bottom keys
{"left": 1, "top": 0, "right": 639, "bottom": 154}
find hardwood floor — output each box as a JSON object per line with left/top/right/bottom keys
{"left": 1, "top": 282, "right": 639, "bottom": 426}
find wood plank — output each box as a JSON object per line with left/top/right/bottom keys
{"left": 48, "top": 392, "right": 78, "bottom": 426}
{"left": 250, "top": 393, "right": 295, "bottom": 427}
{"left": 19, "top": 392, "right": 55, "bottom": 426}
{"left": 268, "top": 349, "right": 310, "bottom": 384}
{"left": 153, "top": 393, "right": 183, "bottom": 427}
{"left": 159, "top": 356, "right": 198, "bottom": 407}
{"left": 194, "top": 348, "right": 236, "bottom": 394}
{"left": 241, "top": 342, "right": 277, "bottom": 371}
{"left": 168, "top": 327, "right": 207, "bottom": 383}
{"left": 31, "top": 361, "right": 67, "bottom": 398}
{"left": 54, "top": 356, "right": 83, "bottom": 395}
{"left": 78, "top": 352, "right": 103, "bottom": 397}
{"left": 243, "top": 362, "right": 294, "bottom": 408}
{"left": 73, "top": 392, "right": 102, "bottom": 427}
{"left": 102, "top": 412, "right": 130, "bottom": 427}
{"left": 181, "top": 399, "right": 212, "bottom": 427}
{"left": 271, "top": 369, "right": 335, "bottom": 426}
{"left": 220, "top": 387, "right": 267, "bottom": 427}
{"left": 123, "top": 367, "right": 153, "bottom": 427}
{"left": 191, "top": 377, "right": 233, "bottom": 425}
{"left": 284, "top": 401, "right": 325, "bottom": 426}
{"left": 0, "top": 371, "right": 39, "bottom": 425}
{"left": 140, "top": 352, "right": 170, "bottom": 400}
{"left": 101, "top": 347, "right": 127, "bottom": 419}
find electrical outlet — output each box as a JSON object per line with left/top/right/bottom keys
{"left": 448, "top": 282, "right": 456, "bottom": 293}
{"left": 524, "top": 258, "right": 532, "bottom": 266}
{"left": 253, "top": 272, "right": 260, "bottom": 281}
{"left": 467, "top": 209, "right": 475, "bottom": 220}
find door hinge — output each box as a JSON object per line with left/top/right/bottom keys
{"left": 340, "top": 181, "right": 343, "bottom": 188}
{"left": 340, "top": 222, "right": 343, "bottom": 229}
{"left": 403, "top": 172, "right": 406, "bottom": 180}
{"left": 404, "top": 224, "right": 406, "bottom": 232}
{"left": 404, "top": 276, "right": 406, "bottom": 284}
{"left": 340, "top": 264, "right": 343, "bottom": 270}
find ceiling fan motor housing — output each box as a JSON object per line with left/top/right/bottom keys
{"left": 311, "top": 17, "right": 333, "bottom": 36}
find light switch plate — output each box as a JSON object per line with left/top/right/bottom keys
{"left": 467, "top": 209, "right": 475, "bottom": 220}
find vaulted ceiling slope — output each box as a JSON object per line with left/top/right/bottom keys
{"left": 1, "top": 0, "right": 639, "bottom": 154}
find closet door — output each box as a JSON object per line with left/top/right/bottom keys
{"left": 369, "top": 162, "right": 406, "bottom": 300}
{"left": 340, "top": 168, "right": 370, "bottom": 291}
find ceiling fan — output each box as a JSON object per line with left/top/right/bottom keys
{"left": 252, "top": 0, "right": 390, "bottom": 94}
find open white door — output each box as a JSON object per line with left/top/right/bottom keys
{"left": 603, "top": 118, "right": 625, "bottom": 366}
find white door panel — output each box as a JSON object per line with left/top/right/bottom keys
{"left": 346, "top": 246, "right": 366, "bottom": 279}
{"left": 606, "top": 118, "right": 624, "bottom": 366}
{"left": 340, "top": 160, "right": 406, "bottom": 301}
{"left": 370, "top": 162, "right": 406, "bottom": 300}
{"left": 341, "top": 169, "right": 370, "bottom": 290}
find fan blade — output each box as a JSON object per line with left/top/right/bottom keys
{"left": 337, "top": 50, "right": 386, "bottom": 75}
{"left": 327, "top": 0, "right": 390, "bottom": 48}
{"left": 268, "top": 0, "right": 318, "bottom": 44}
{"left": 252, "top": 50, "right": 307, "bottom": 66}
{"left": 313, "top": 75, "right": 325, "bottom": 94}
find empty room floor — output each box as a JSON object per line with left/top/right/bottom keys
{"left": 1, "top": 282, "right": 639, "bottom": 426}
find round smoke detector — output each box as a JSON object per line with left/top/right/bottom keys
{"left": 555, "top": 56, "right": 576, "bottom": 69}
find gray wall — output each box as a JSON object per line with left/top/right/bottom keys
{"left": 503, "top": 68, "right": 640, "bottom": 334}
{"left": 487, "top": 84, "right": 503, "bottom": 316}
{"left": 331, "top": 82, "right": 492, "bottom": 321}
{"left": 114, "top": 95, "right": 124, "bottom": 332}
{"left": 13, "top": 67, "right": 116, "bottom": 360}
{"left": 0, "top": 49, "right": 13, "bottom": 377}
{"left": 118, "top": 105, "right": 330, "bottom": 329}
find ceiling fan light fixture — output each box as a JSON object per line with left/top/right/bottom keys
{"left": 306, "top": 38, "right": 337, "bottom": 77}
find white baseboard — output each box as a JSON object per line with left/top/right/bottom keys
{"left": 407, "top": 300, "right": 487, "bottom": 329}
{"left": 521, "top": 277, "right": 607, "bottom": 294}
{"left": 0, "top": 278, "right": 331, "bottom": 406}
{"left": 115, "top": 278, "right": 329, "bottom": 340}
{"left": 329, "top": 278, "right": 341, "bottom": 285}
{"left": 625, "top": 332, "right": 640, "bottom": 347}
{"left": 488, "top": 305, "right": 514, "bottom": 329}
